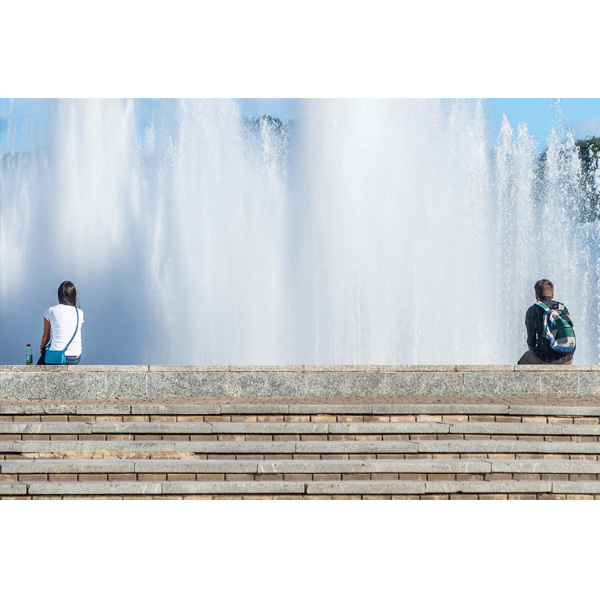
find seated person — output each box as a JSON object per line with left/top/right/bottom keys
{"left": 37, "top": 281, "right": 84, "bottom": 365}
{"left": 518, "top": 279, "right": 575, "bottom": 365}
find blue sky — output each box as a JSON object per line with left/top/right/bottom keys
{"left": 486, "top": 98, "right": 600, "bottom": 143}
{"left": 237, "top": 98, "right": 600, "bottom": 144}
{"left": 2, "top": 98, "right": 599, "bottom": 154}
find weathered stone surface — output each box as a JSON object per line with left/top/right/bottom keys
{"left": 161, "top": 481, "right": 305, "bottom": 494}
{"left": 303, "top": 365, "right": 380, "bottom": 372}
{"left": 535, "top": 442, "right": 600, "bottom": 454}
{"left": 414, "top": 460, "right": 491, "bottom": 473}
{"left": 211, "top": 422, "right": 328, "bottom": 434}
{"left": 416, "top": 441, "right": 539, "bottom": 453}
{"left": 0, "top": 366, "right": 65, "bottom": 372}
{"left": 0, "top": 442, "right": 19, "bottom": 453}
{"left": 130, "top": 403, "right": 220, "bottom": 415}
{"left": 462, "top": 373, "right": 503, "bottom": 396}
{"left": 509, "top": 405, "right": 600, "bottom": 416}
{"left": 188, "top": 372, "right": 229, "bottom": 397}
{"left": 0, "top": 404, "right": 75, "bottom": 415}
{"left": 227, "top": 373, "right": 268, "bottom": 397}
{"left": 90, "top": 422, "right": 212, "bottom": 434}
{"left": 74, "top": 404, "right": 131, "bottom": 415}
{"left": 381, "top": 372, "right": 463, "bottom": 396}
{"left": 88, "top": 373, "right": 147, "bottom": 400}
{"left": 221, "top": 404, "right": 289, "bottom": 414}
{"left": 378, "top": 366, "right": 456, "bottom": 372}
{"left": 0, "top": 483, "right": 28, "bottom": 495}
{"left": 257, "top": 459, "right": 491, "bottom": 474}
{"left": 232, "top": 365, "right": 305, "bottom": 372}
{"left": 515, "top": 365, "right": 575, "bottom": 372}
{"left": 42, "top": 404, "right": 78, "bottom": 414}
{"left": 134, "top": 460, "right": 257, "bottom": 473}
{"left": 290, "top": 404, "right": 371, "bottom": 414}
{"left": 259, "top": 460, "right": 352, "bottom": 474}
{"left": 552, "top": 482, "right": 600, "bottom": 494}
{"left": 561, "top": 424, "right": 600, "bottom": 435}
{"left": 448, "top": 423, "right": 561, "bottom": 435}
{"left": 304, "top": 373, "right": 349, "bottom": 396}
{"left": 147, "top": 373, "right": 188, "bottom": 398}
{"left": 501, "top": 372, "right": 543, "bottom": 396}
{"left": 0, "top": 373, "right": 47, "bottom": 399}
{"left": 306, "top": 482, "right": 426, "bottom": 494}
{"left": 0, "top": 403, "right": 30, "bottom": 414}
{"left": 540, "top": 372, "right": 580, "bottom": 396}
{"left": 27, "top": 482, "right": 162, "bottom": 495}
{"left": 12, "top": 440, "right": 177, "bottom": 452}
{"left": 490, "top": 460, "right": 600, "bottom": 474}
{"left": 265, "top": 372, "right": 306, "bottom": 397}
{"left": 149, "top": 365, "right": 230, "bottom": 372}
{"left": 176, "top": 441, "right": 296, "bottom": 454}
{"left": 0, "top": 422, "right": 92, "bottom": 434}
{"left": 1, "top": 460, "right": 135, "bottom": 473}
{"left": 372, "top": 403, "right": 509, "bottom": 415}
{"left": 4, "top": 418, "right": 596, "bottom": 437}
{"left": 45, "top": 373, "right": 87, "bottom": 400}
{"left": 85, "top": 373, "right": 107, "bottom": 399}
{"left": 463, "top": 372, "right": 541, "bottom": 396}
{"left": 329, "top": 422, "right": 449, "bottom": 434}
{"left": 425, "top": 481, "right": 552, "bottom": 494}
{"left": 578, "top": 373, "right": 600, "bottom": 396}
{"left": 456, "top": 365, "right": 515, "bottom": 372}
{"left": 68, "top": 365, "right": 149, "bottom": 372}
{"left": 294, "top": 441, "right": 417, "bottom": 454}
{"left": 344, "top": 372, "right": 384, "bottom": 396}
{"left": 4, "top": 366, "right": 600, "bottom": 400}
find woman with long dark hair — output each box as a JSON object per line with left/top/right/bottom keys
{"left": 37, "top": 281, "right": 84, "bottom": 365}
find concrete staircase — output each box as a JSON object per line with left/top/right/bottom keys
{"left": 2, "top": 401, "right": 600, "bottom": 499}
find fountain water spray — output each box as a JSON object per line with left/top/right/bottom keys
{"left": 1, "top": 99, "right": 598, "bottom": 364}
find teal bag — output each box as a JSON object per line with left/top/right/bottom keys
{"left": 536, "top": 301, "right": 576, "bottom": 353}
{"left": 44, "top": 308, "right": 79, "bottom": 365}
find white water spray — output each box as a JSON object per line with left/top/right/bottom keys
{"left": 1, "top": 99, "right": 598, "bottom": 364}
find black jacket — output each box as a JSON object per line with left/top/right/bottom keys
{"left": 525, "top": 297, "right": 574, "bottom": 364}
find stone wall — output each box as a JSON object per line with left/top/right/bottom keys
{"left": 1, "top": 365, "right": 600, "bottom": 400}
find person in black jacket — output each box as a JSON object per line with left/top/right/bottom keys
{"left": 517, "top": 279, "right": 574, "bottom": 365}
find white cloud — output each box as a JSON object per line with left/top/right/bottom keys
{"left": 575, "top": 115, "right": 600, "bottom": 139}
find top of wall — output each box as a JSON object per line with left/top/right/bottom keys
{"left": 2, "top": 365, "right": 600, "bottom": 373}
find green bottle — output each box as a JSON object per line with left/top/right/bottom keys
{"left": 26, "top": 344, "right": 33, "bottom": 365}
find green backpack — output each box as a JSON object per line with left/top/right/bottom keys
{"left": 536, "top": 302, "right": 576, "bottom": 354}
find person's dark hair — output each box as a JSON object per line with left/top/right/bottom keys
{"left": 534, "top": 279, "right": 554, "bottom": 299}
{"left": 57, "top": 281, "right": 79, "bottom": 307}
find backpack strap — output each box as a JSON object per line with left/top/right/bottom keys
{"left": 62, "top": 307, "right": 79, "bottom": 354}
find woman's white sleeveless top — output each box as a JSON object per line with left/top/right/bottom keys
{"left": 44, "top": 304, "right": 84, "bottom": 356}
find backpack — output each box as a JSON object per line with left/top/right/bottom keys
{"left": 536, "top": 301, "right": 576, "bottom": 354}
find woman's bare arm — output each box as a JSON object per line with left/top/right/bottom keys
{"left": 40, "top": 318, "right": 51, "bottom": 353}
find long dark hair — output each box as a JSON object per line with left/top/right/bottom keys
{"left": 57, "top": 281, "right": 79, "bottom": 308}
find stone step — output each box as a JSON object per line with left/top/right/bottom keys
{"left": 3, "top": 420, "right": 600, "bottom": 439}
{"left": 3, "top": 479, "right": 600, "bottom": 498}
{"left": 3, "top": 458, "right": 600, "bottom": 476}
{"left": 4, "top": 397, "right": 600, "bottom": 498}
{"left": 3, "top": 439, "right": 600, "bottom": 458}
{"left": 3, "top": 403, "right": 600, "bottom": 417}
